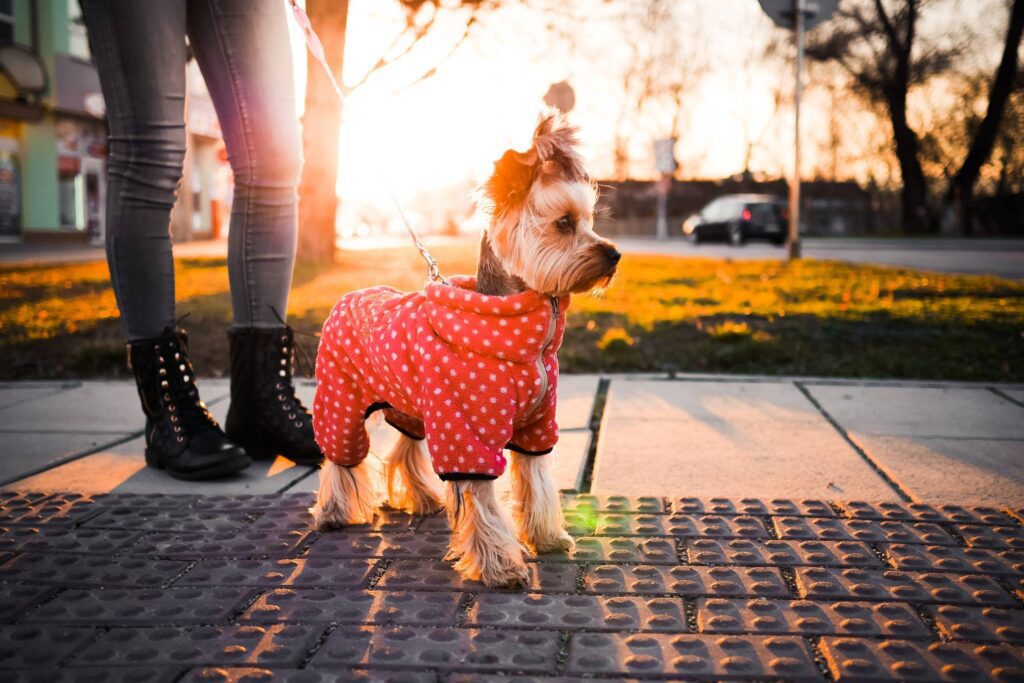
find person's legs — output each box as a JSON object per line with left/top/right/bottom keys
{"left": 80, "top": 0, "right": 186, "bottom": 341}
{"left": 187, "top": 0, "right": 320, "bottom": 465}
{"left": 186, "top": 0, "right": 301, "bottom": 328}
{"left": 80, "top": 0, "right": 251, "bottom": 479}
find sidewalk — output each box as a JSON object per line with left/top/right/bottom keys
{"left": 1, "top": 373, "right": 1023, "bottom": 679}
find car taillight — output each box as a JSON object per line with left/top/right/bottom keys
{"left": 741, "top": 208, "right": 752, "bottom": 221}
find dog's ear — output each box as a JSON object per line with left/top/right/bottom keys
{"left": 483, "top": 148, "right": 536, "bottom": 216}
{"left": 531, "top": 114, "right": 586, "bottom": 182}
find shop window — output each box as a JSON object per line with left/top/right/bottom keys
{"left": 68, "top": 0, "right": 90, "bottom": 59}
{"left": 0, "top": 0, "right": 14, "bottom": 46}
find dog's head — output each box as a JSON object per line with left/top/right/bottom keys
{"left": 478, "top": 114, "right": 619, "bottom": 297}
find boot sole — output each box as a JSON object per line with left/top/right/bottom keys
{"left": 145, "top": 449, "right": 253, "bottom": 481}
{"left": 228, "top": 432, "right": 324, "bottom": 467}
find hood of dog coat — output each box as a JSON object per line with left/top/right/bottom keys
{"left": 424, "top": 276, "right": 569, "bottom": 364}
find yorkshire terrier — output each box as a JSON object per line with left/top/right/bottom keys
{"left": 309, "top": 114, "right": 620, "bottom": 587}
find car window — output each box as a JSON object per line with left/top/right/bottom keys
{"left": 750, "top": 203, "right": 781, "bottom": 222}
{"left": 701, "top": 200, "right": 721, "bottom": 220}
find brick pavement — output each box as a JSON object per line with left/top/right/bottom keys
{"left": 2, "top": 490, "right": 1023, "bottom": 681}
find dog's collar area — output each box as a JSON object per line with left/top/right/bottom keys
{"left": 426, "top": 275, "right": 568, "bottom": 317}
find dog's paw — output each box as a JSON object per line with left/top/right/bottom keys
{"left": 532, "top": 529, "right": 575, "bottom": 555}
{"left": 479, "top": 558, "right": 531, "bottom": 589}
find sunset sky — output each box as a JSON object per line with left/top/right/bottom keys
{"left": 284, "top": 0, "right": 1004, "bottom": 225}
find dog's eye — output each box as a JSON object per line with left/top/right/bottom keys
{"left": 556, "top": 215, "right": 575, "bottom": 233}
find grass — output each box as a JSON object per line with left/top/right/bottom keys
{"left": 2, "top": 242, "right": 1022, "bottom": 381}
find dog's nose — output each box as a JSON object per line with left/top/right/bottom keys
{"left": 605, "top": 247, "right": 621, "bottom": 265}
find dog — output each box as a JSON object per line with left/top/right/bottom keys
{"left": 309, "top": 114, "right": 620, "bottom": 587}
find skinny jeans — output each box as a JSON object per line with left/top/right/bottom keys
{"left": 81, "top": 0, "right": 302, "bottom": 340}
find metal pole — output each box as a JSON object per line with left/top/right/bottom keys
{"left": 655, "top": 178, "right": 668, "bottom": 241}
{"left": 788, "top": 0, "right": 804, "bottom": 259}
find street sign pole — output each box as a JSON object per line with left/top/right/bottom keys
{"left": 789, "top": 0, "right": 804, "bottom": 260}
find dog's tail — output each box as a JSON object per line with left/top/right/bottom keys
{"left": 383, "top": 434, "right": 443, "bottom": 515}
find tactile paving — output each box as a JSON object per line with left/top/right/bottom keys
{"left": 22, "top": 587, "right": 253, "bottom": 625}
{"left": 377, "top": 559, "right": 578, "bottom": 593}
{"left": 566, "top": 632, "right": 820, "bottom": 678}
{"left": 241, "top": 589, "right": 460, "bottom": 626}
{"left": 83, "top": 508, "right": 255, "bottom": 533}
{"left": 181, "top": 668, "right": 434, "bottom": 683}
{"left": 838, "top": 501, "right": 1015, "bottom": 525}
{"left": 0, "top": 553, "right": 188, "bottom": 588}
{"left": 796, "top": 567, "right": 1016, "bottom": 605}
{"left": 259, "top": 507, "right": 414, "bottom": 533}
{"left": 305, "top": 532, "right": 450, "bottom": 559}
{"left": 190, "top": 493, "right": 316, "bottom": 512}
{"left": 884, "top": 543, "right": 1024, "bottom": 576}
{"left": 688, "top": 538, "right": 881, "bottom": 568}
{"left": 173, "top": 558, "right": 376, "bottom": 588}
{"left": 0, "top": 625, "right": 98, "bottom": 668}
{"left": 584, "top": 564, "right": 790, "bottom": 597}
{"left": 0, "top": 492, "right": 99, "bottom": 526}
{"left": 0, "top": 526, "right": 142, "bottom": 554}
{"left": 126, "top": 529, "right": 311, "bottom": 559}
{"left": 955, "top": 524, "right": 1024, "bottom": 549}
{"left": 553, "top": 536, "right": 677, "bottom": 564}
{"left": 308, "top": 626, "right": 560, "bottom": 672}
{"left": 674, "top": 497, "right": 835, "bottom": 517}
{"left": 820, "top": 637, "right": 1024, "bottom": 681}
{"left": 773, "top": 516, "right": 957, "bottom": 545}
{"left": 5, "top": 667, "right": 183, "bottom": 682}
{"left": 469, "top": 593, "right": 687, "bottom": 631}
{"left": 696, "top": 598, "right": 929, "bottom": 638}
{"left": 596, "top": 513, "right": 769, "bottom": 539}
{"left": 561, "top": 494, "right": 666, "bottom": 514}
{"left": 0, "top": 583, "right": 57, "bottom": 622}
{"left": 74, "top": 624, "right": 324, "bottom": 667}
{"left": 928, "top": 605, "right": 1024, "bottom": 643}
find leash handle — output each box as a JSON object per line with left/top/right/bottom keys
{"left": 288, "top": 0, "right": 449, "bottom": 286}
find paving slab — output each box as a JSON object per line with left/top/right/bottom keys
{"left": 843, "top": 435, "right": 1024, "bottom": 505}
{"left": 807, "top": 385, "right": 1024, "bottom": 439}
{"left": 592, "top": 380, "right": 898, "bottom": 499}
{"left": 0, "top": 431, "right": 137, "bottom": 485}
{"left": 5, "top": 436, "right": 315, "bottom": 495}
{"left": 0, "top": 380, "right": 227, "bottom": 433}
{"left": 0, "top": 383, "right": 74, "bottom": 411}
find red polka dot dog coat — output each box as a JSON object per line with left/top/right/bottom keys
{"left": 313, "top": 276, "right": 568, "bottom": 480}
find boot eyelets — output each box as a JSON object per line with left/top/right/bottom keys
{"left": 288, "top": 412, "right": 296, "bottom": 420}
{"left": 168, "top": 404, "right": 176, "bottom": 413}
{"left": 170, "top": 414, "right": 178, "bottom": 423}
{"left": 179, "top": 364, "right": 186, "bottom": 372}
{"left": 279, "top": 370, "right": 286, "bottom": 377}
{"left": 159, "top": 368, "right": 167, "bottom": 376}
{"left": 176, "top": 435, "right": 185, "bottom": 443}
{"left": 275, "top": 382, "right": 284, "bottom": 390}
{"left": 279, "top": 358, "right": 287, "bottom": 366}
{"left": 183, "top": 375, "right": 190, "bottom": 383}
{"left": 277, "top": 394, "right": 286, "bottom": 401}
{"left": 160, "top": 380, "right": 169, "bottom": 388}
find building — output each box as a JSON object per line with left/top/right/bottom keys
{"left": 0, "top": 0, "right": 229, "bottom": 245}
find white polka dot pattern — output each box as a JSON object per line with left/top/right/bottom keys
{"left": 312, "top": 276, "right": 568, "bottom": 479}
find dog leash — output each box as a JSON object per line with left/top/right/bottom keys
{"left": 288, "top": 0, "right": 450, "bottom": 286}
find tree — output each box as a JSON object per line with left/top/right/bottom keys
{"left": 945, "top": 0, "right": 1023, "bottom": 234}
{"left": 806, "top": 0, "right": 962, "bottom": 233}
{"left": 296, "top": 0, "right": 490, "bottom": 263}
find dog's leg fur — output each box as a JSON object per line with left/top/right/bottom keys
{"left": 445, "top": 480, "right": 530, "bottom": 587}
{"left": 310, "top": 460, "right": 380, "bottom": 527}
{"left": 384, "top": 434, "right": 444, "bottom": 514}
{"left": 510, "top": 452, "right": 575, "bottom": 554}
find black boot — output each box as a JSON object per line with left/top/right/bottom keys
{"left": 224, "top": 326, "right": 323, "bottom": 466}
{"left": 128, "top": 328, "right": 252, "bottom": 480}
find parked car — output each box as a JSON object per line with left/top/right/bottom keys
{"left": 682, "top": 194, "right": 789, "bottom": 245}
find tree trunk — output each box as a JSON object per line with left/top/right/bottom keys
{"left": 296, "top": 0, "right": 349, "bottom": 264}
{"left": 947, "top": 0, "right": 1024, "bottom": 236}
{"left": 886, "top": 89, "right": 931, "bottom": 234}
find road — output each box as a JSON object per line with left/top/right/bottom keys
{"left": 615, "top": 237, "right": 1024, "bottom": 279}
{"left": 4, "top": 235, "right": 1023, "bottom": 279}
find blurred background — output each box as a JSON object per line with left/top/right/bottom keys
{"left": 0, "top": 0, "right": 1019, "bottom": 253}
